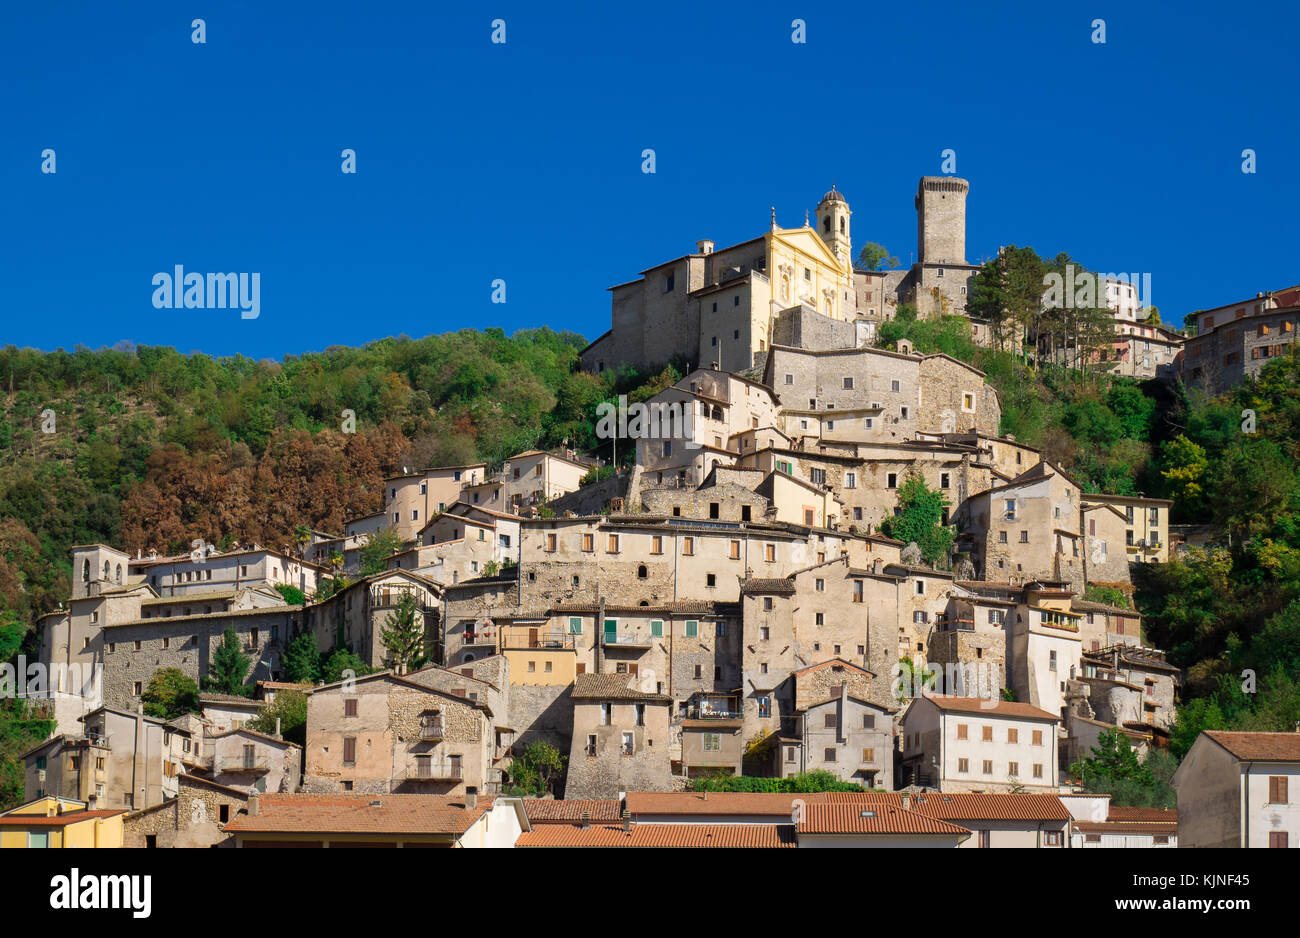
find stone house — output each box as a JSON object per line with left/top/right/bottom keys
{"left": 302, "top": 569, "right": 441, "bottom": 668}
{"left": 1079, "top": 493, "right": 1172, "bottom": 564}
{"left": 380, "top": 464, "right": 487, "bottom": 543}
{"left": 565, "top": 673, "right": 674, "bottom": 798}
{"left": 303, "top": 670, "right": 501, "bottom": 798}
{"left": 207, "top": 727, "right": 302, "bottom": 793}
{"left": 966, "top": 462, "right": 1085, "bottom": 587}
{"left": 777, "top": 660, "right": 896, "bottom": 789}
{"left": 122, "top": 773, "right": 250, "bottom": 848}
{"left": 498, "top": 449, "right": 593, "bottom": 513}
{"left": 1073, "top": 599, "right": 1143, "bottom": 652}
{"left": 1005, "top": 584, "right": 1084, "bottom": 726}
{"left": 130, "top": 545, "right": 324, "bottom": 599}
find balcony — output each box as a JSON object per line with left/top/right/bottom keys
{"left": 500, "top": 627, "right": 574, "bottom": 651}
{"left": 220, "top": 757, "right": 271, "bottom": 775}
{"left": 419, "top": 721, "right": 445, "bottom": 742}
{"left": 406, "top": 760, "right": 463, "bottom": 781}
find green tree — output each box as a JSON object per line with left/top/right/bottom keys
{"left": 379, "top": 591, "right": 426, "bottom": 674}
{"left": 503, "top": 740, "right": 566, "bottom": 796}
{"left": 878, "top": 472, "right": 953, "bottom": 566}
{"left": 321, "top": 646, "right": 373, "bottom": 684}
{"left": 358, "top": 527, "right": 403, "bottom": 576}
{"left": 141, "top": 667, "right": 201, "bottom": 719}
{"left": 854, "top": 241, "right": 899, "bottom": 272}
{"left": 1159, "top": 434, "right": 1209, "bottom": 508}
{"left": 274, "top": 583, "right": 306, "bottom": 605}
{"left": 282, "top": 629, "right": 322, "bottom": 684}
{"left": 206, "top": 626, "right": 251, "bottom": 696}
{"left": 1069, "top": 728, "right": 1173, "bottom": 807}
{"left": 248, "top": 690, "right": 308, "bottom": 747}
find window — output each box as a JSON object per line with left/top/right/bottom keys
{"left": 824, "top": 713, "right": 838, "bottom": 729}
{"left": 1044, "top": 830, "right": 1062, "bottom": 846}
{"left": 891, "top": 380, "right": 900, "bottom": 392}
{"left": 1033, "top": 763, "right": 1043, "bottom": 778}
{"left": 621, "top": 732, "right": 634, "bottom": 755}
{"left": 664, "top": 272, "right": 675, "bottom": 292}
{"left": 764, "top": 543, "right": 776, "bottom": 563}
{"left": 1049, "top": 650, "right": 1057, "bottom": 672}
{"left": 886, "top": 473, "right": 898, "bottom": 488}
{"left": 729, "top": 539, "right": 741, "bottom": 559}
{"left": 682, "top": 537, "right": 694, "bottom": 556}
{"left": 685, "top": 620, "right": 698, "bottom": 638}
{"left": 704, "top": 733, "right": 721, "bottom": 752}
{"left": 607, "top": 534, "right": 620, "bottom": 553}
{"left": 842, "top": 376, "right": 854, "bottom": 390}
{"left": 958, "top": 758, "right": 969, "bottom": 773}
{"left": 1007, "top": 727, "right": 1018, "bottom": 743}
{"left": 1269, "top": 831, "right": 1289, "bottom": 848}
{"left": 569, "top": 616, "right": 583, "bottom": 634}
{"left": 757, "top": 696, "right": 771, "bottom": 718}
{"left": 982, "top": 760, "right": 993, "bottom": 774}
{"left": 816, "top": 613, "right": 825, "bottom": 626}
{"left": 344, "top": 698, "right": 358, "bottom": 717}
{"left": 1008, "top": 761, "right": 1019, "bottom": 777}
{"left": 650, "top": 535, "right": 663, "bottom": 555}
{"left": 981, "top": 725, "right": 993, "bottom": 742}
{"left": 343, "top": 737, "right": 357, "bottom": 765}
{"left": 1032, "top": 730, "right": 1043, "bottom": 746}
{"left": 957, "top": 723, "right": 968, "bottom": 740}
{"left": 581, "top": 533, "right": 594, "bottom": 552}
{"left": 1019, "top": 531, "right": 1029, "bottom": 543}
{"left": 706, "top": 573, "right": 717, "bottom": 588}
{"left": 1268, "top": 776, "right": 1289, "bottom": 804}
{"left": 545, "top": 533, "right": 557, "bottom": 552}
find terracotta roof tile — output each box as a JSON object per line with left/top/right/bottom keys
{"left": 908, "top": 792, "right": 1070, "bottom": 821}
{"left": 797, "top": 803, "right": 971, "bottom": 836}
{"left": 223, "top": 793, "right": 492, "bottom": 836}
{"left": 1203, "top": 731, "right": 1300, "bottom": 762}
{"left": 516, "top": 823, "right": 796, "bottom": 847}
{"left": 571, "top": 673, "right": 672, "bottom": 702}
{"left": 0, "top": 809, "right": 127, "bottom": 827}
{"left": 920, "top": 695, "right": 1059, "bottom": 722}
{"left": 522, "top": 799, "right": 622, "bottom": 824}
{"left": 625, "top": 791, "right": 899, "bottom": 817}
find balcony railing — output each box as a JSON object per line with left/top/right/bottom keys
{"left": 407, "top": 760, "right": 463, "bottom": 781}
{"left": 603, "top": 632, "right": 652, "bottom": 647}
{"left": 686, "top": 705, "right": 742, "bottom": 720}
{"left": 501, "top": 629, "right": 574, "bottom": 650}
{"left": 419, "top": 722, "right": 445, "bottom": 742}
{"left": 220, "top": 757, "right": 271, "bottom": 775}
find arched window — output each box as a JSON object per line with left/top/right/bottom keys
{"left": 781, "top": 275, "right": 789, "bottom": 302}
{"left": 82, "top": 559, "right": 90, "bottom": 582}
{"left": 103, "top": 561, "right": 111, "bottom": 580}
{"left": 823, "top": 216, "right": 831, "bottom": 233}
{"left": 637, "top": 565, "right": 648, "bottom": 579}
{"left": 840, "top": 217, "right": 845, "bottom": 234}
{"left": 711, "top": 406, "right": 722, "bottom": 421}
{"left": 115, "top": 564, "right": 123, "bottom": 585}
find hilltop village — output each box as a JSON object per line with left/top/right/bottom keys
{"left": 7, "top": 178, "right": 1297, "bottom": 850}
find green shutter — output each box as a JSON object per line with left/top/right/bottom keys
{"left": 685, "top": 620, "right": 698, "bottom": 638}
{"left": 569, "top": 616, "right": 582, "bottom": 634}
{"left": 651, "top": 620, "right": 663, "bottom": 638}
{"left": 604, "top": 618, "right": 617, "bottom": 643}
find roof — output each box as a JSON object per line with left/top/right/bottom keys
{"left": 908, "top": 792, "right": 1070, "bottom": 821}
{"left": 520, "top": 799, "right": 623, "bottom": 824}
{"left": 516, "top": 822, "right": 797, "bottom": 848}
{"left": 223, "top": 794, "right": 493, "bottom": 836}
{"left": 797, "top": 803, "right": 970, "bottom": 837}
{"left": 918, "top": 696, "right": 1059, "bottom": 722}
{"left": 571, "top": 673, "right": 672, "bottom": 702}
{"left": 1202, "top": 731, "right": 1300, "bottom": 762}
{"left": 0, "top": 809, "right": 127, "bottom": 828}
{"left": 740, "top": 577, "right": 796, "bottom": 595}
{"left": 624, "top": 791, "right": 899, "bottom": 817}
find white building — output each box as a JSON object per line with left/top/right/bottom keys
{"left": 901, "top": 696, "right": 1061, "bottom": 793}
{"left": 1172, "top": 730, "right": 1300, "bottom": 848}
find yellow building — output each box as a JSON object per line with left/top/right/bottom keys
{"left": 0, "top": 797, "right": 125, "bottom": 848}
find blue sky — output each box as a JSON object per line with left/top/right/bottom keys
{"left": 2, "top": 0, "right": 1295, "bottom": 359}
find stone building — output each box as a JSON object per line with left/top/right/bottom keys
{"left": 966, "top": 462, "right": 1085, "bottom": 587}
{"left": 121, "top": 773, "right": 250, "bottom": 848}
{"left": 1079, "top": 492, "right": 1171, "bottom": 565}
{"left": 1183, "top": 285, "right": 1300, "bottom": 395}
{"left": 302, "top": 569, "right": 441, "bottom": 668}
{"left": 23, "top": 705, "right": 194, "bottom": 811}
{"left": 206, "top": 727, "right": 301, "bottom": 793}
{"left": 565, "top": 673, "right": 675, "bottom": 798}
{"left": 380, "top": 464, "right": 487, "bottom": 543}
{"left": 303, "top": 669, "right": 505, "bottom": 798}
{"left": 778, "top": 660, "right": 896, "bottom": 789}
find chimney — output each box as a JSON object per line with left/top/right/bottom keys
{"left": 900, "top": 791, "right": 910, "bottom": 809}
{"left": 580, "top": 810, "right": 590, "bottom": 829}
{"left": 697, "top": 239, "right": 714, "bottom": 255}
{"left": 465, "top": 787, "right": 478, "bottom": 810}
{"left": 248, "top": 792, "right": 260, "bottom": 816}
{"left": 622, "top": 808, "right": 632, "bottom": 832}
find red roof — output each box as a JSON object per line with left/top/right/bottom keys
{"left": 797, "top": 803, "right": 970, "bottom": 837}
{"left": 522, "top": 799, "right": 622, "bottom": 824}
{"left": 223, "top": 794, "right": 492, "bottom": 836}
{"left": 625, "top": 790, "right": 901, "bottom": 818}
{"left": 0, "top": 809, "right": 126, "bottom": 828}
{"left": 516, "top": 823, "right": 797, "bottom": 848}
{"left": 908, "top": 793, "right": 1070, "bottom": 822}
{"left": 921, "top": 695, "right": 1059, "bottom": 722}
{"left": 1203, "top": 731, "right": 1300, "bottom": 762}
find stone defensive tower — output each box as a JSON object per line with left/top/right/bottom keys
{"left": 916, "top": 176, "right": 969, "bottom": 266}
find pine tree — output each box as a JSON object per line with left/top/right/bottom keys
{"left": 380, "top": 592, "right": 426, "bottom": 674}
{"left": 206, "top": 626, "right": 251, "bottom": 696}
{"left": 282, "top": 630, "right": 321, "bottom": 684}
